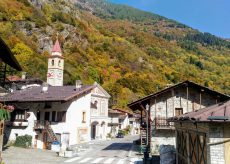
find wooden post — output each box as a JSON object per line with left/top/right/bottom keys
{"left": 200, "top": 91, "right": 202, "bottom": 109}
{"left": 172, "top": 89, "right": 175, "bottom": 117}
{"left": 155, "top": 98, "right": 157, "bottom": 128}
{"left": 186, "top": 85, "right": 189, "bottom": 113}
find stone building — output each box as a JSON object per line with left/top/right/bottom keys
{"left": 168, "top": 100, "right": 230, "bottom": 164}
{"left": 128, "top": 81, "right": 230, "bottom": 154}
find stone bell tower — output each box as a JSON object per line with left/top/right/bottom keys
{"left": 47, "top": 39, "right": 64, "bottom": 86}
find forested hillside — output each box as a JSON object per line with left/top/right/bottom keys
{"left": 1, "top": 0, "right": 229, "bottom": 108}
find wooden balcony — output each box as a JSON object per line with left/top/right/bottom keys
{"left": 153, "top": 117, "right": 174, "bottom": 130}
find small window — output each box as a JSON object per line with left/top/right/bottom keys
{"left": 175, "top": 108, "right": 183, "bottom": 116}
{"left": 90, "top": 101, "right": 98, "bottom": 109}
{"left": 82, "top": 112, "right": 86, "bottom": 123}
{"left": 58, "top": 60, "right": 61, "bottom": 67}
{"left": 51, "top": 60, "right": 54, "bottom": 66}
{"left": 52, "top": 111, "right": 56, "bottom": 122}
{"left": 56, "top": 111, "right": 66, "bottom": 122}
{"left": 11, "top": 110, "right": 26, "bottom": 121}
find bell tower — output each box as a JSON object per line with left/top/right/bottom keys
{"left": 47, "top": 39, "right": 64, "bottom": 86}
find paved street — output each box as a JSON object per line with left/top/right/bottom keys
{"left": 2, "top": 135, "right": 142, "bottom": 164}
{"left": 64, "top": 135, "right": 142, "bottom": 164}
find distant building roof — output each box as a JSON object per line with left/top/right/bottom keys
{"left": 168, "top": 100, "right": 230, "bottom": 123}
{"left": 7, "top": 75, "right": 21, "bottom": 82}
{"left": 0, "top": 37, "right": 22, "bottom": 71}
{"left": 128, "top": 80, "right": 230, "bottom": 111}
{"left": 6, "top": 76, "right": 43, "bottom": 84}
{"left": 52, "top": 39, "right": 62, "bottom": 53}
{"left": 108, "top": 109, "right": 122, "bottom": 114}
{"left": 113, "top": 108, "right": 134, "bottom": 115}
{"left": 0, "top": 85, "right": 95, "bottom": 103}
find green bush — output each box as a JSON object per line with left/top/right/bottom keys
{"left": 14, "top": 135, "right": 32, "bottom": 148}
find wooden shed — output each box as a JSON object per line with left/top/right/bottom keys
{"left": 168, "top": 100, "right": 230, "bottom": 164}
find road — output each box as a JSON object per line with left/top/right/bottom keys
{"left": 64, "top": 135, "right": 143, "bottom": 164}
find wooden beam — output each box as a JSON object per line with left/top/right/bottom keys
{"left": 172, "top": 89, "right": 175, "bottom": 117}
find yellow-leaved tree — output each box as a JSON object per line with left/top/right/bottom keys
{"left": 12, "top": 43, "right": 34, "bottom": 70}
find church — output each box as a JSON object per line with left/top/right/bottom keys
{"left": 1, "top": 39, "right": 110, "bottom": 150}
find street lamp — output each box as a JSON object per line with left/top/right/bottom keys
{"left": 145, "top": 103, "right": 150, "bottom": 159}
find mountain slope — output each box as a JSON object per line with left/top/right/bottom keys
{"left": 0, "top": 0, "right": 229, "bottom": 108}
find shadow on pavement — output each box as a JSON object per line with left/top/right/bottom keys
{"left": 2, "top": 145, "right": 10, "bottom": 151}
{"left": 102, "top": 143, "right": 132, "bottom": 151}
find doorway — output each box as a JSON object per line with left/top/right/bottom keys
{"left": 44, "top": 112, "right": 50, "bottom": 121}
{"left": 91, "top": 121, "right": 99, "bottom": 139}
{"left": 42, "top": 131, "right": 48, "bottom": 149}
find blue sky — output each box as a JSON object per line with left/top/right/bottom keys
{"left": 108, "top": 0, "right": 230, "bottom": 38}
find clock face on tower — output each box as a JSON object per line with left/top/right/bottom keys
{"left": 47, "top": 70, "right": 54, "bottom": 78}
{"left": 57, "top": 70, "right": 63, "bottom": 79}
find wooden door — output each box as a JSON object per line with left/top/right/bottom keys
{"left": 43, "top": 132, "right": 48, "bottom": 149}
{"left": 188, "top": 131, "right": 207, "bottom": 164}
{"left": 92, "top": 125, "right": 96, "bottom": 139}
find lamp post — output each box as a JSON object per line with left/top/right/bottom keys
{"left": 145, "top": 104, "right": 150, "bottom": 159}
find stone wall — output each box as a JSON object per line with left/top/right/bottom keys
{"left": 209, "top": 125, "right": 225, "bottom": 164}
{"left": 151, "top": 130, "right": 175, "bottom": 154}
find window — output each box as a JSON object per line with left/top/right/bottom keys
{"left": 100, "top": 101, "right": 106, "bottom": 115}
{"left": 51, "top": 60, "right": 54, "bottom": 66}
{"left": 11, "top": 110, "right": 26, "bottom": 121}
{"left": 56, "top": 111, "right": 66, "bottom": 122}
{"left": 91, "top": 100, "right": 98, "bottom": 109}
{"left": 58, "top": 60, "right": 61, "bottom": 67}
{"left": 52, "top": 111, "right": 56, "bottom": 122}
{"left": 82, "top": 112, "right": 86, "bottom": 123}
{"left": 175, "top": 108, "right": 183, "bottom": 116}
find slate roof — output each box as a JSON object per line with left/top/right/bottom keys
{"left": 0, "top": 37, "right": 22, "bottom": 71}
{"left": 168, "top": 100, "right": 230, "bottom": 122}
{"left": 0, "top": 85, "right": 95, "bottom": 103}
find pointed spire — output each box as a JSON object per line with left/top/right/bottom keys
{"left": 52, "top": 39, "right": 62, "bottom": 53}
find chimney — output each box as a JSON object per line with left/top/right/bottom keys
{"left": 21, "top": 72, "right": 26, "bottom": 80}
{"left": 42, "top": 82, "right": 48, "bottom": 92}
{"left": 76, "top": 80, "right": 82, "bottom": 89}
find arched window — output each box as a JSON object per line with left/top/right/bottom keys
{"left": 58, "top": 60, "right": 61, "bottom": 67}
{"left": 51, "top": 60, "right": 54, "bottom": 66}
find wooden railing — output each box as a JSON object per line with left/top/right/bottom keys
{"left": 154, "top": 117, "right": 174, "bottom": 129}
{"left": 34, "top": 120, "right": 46, "bottom": 130}
{"left": 34, "top": 120, "right": 58, "bottom": 142}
